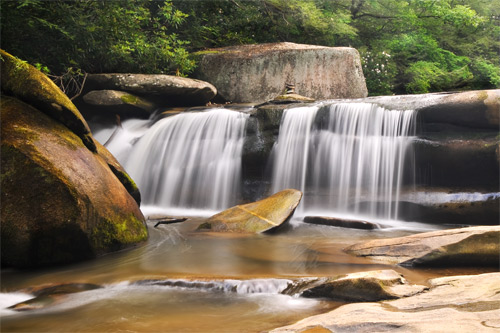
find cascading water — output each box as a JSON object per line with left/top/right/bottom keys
{"left": 272, "top": 102, "right": 417, "bottom": 221}
{"left": 113, "top": 109, "right": 248, "bottom": 212}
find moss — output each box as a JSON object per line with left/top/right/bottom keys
{"left": 120, "top": 94, "right": 139, "bottom": 104}
{"left": 90, "top": 214, "right": 147, "bottom": 254}
{"left": 477, "top": 90, "right": 489, "bottom": 101}
{"left": 107, "top": 163, "right": 141, "bottom": 205}
{"left": 0, "top": 49, "right": 96, "bottom": 152}
{"left": 197, "top": 222, "right": 212, "bottom": 230}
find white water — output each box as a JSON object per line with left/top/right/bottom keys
{"left": 101, "top": 109, "right": 248, "bottom": 211}
{"left": 272, "top": 103, "right": 417, "bottom": 220}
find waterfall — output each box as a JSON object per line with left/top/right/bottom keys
{"left": 122, "top": 109, "right": 248, "bottom": 211}
{"left": 272, "top": 102, "right": 417, "bottom": 220}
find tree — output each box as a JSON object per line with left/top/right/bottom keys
{"left": 1, "top": 0, "right": 195, "bottom": 80}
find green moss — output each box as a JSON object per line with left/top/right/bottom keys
{"left": 90, "top": 214, "right": 147, "bottom": 254}
{"left": 477, "top": 90, "right": 489, "bottom": 101}
{"left": 120, "top": 94, "right": 139, "bottom": 104}
{"left": 0, "top": 49, "right": 96, "bottom": 152}
{"left": 197, "top": 222, "right": 212, "bottom": 230}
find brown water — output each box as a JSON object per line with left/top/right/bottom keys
{"left": 1, "top": 217, "right": 494, "bottom": 332}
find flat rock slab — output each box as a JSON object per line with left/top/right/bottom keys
{"left": 344, "top": 225, "right": 500, "bottom": 267}
{"left": 303, "top": 216, "right": 379, "bottom": 230}
{"left": 193, "top": 42, "right": 368, "bottom": 103}
{"left": 283, "top": 270, "right": 426, "bottom": 302}
{"left": 86, "top": 73, "right": 217, "bottom": 106}
{"left": 197, "top": 189, "right": 302, "bottom": 233}
{"left": 271, "top": 272, "right": 500, "bottom": 332}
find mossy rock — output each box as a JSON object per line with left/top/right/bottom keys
{"left": 95, "top": 141, "right": 141, "bottom": 205}
{"left": 0, "top": 49, "right": 96, "bottom": 152}
{"left": 197, "top": 189, "right": 302, "bottom": 233}
{"left": 1, "top": 96, "right": 147, "bottom": 268}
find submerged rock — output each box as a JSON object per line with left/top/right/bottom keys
{"left": 85, "top": 73, "right": 217, "bottom": 106}
{"left": 0, "top": 49, "right": 96, "bottom": 152}
{"left": 284, "top": 270, "right": 426, "bottom": 302}
{"left": 82, "top": 90, "right": 156, "bottom": 118}
{"left": 197, "top": 189, "right": 302, "bottom": 233}
{"left": 1, "top": 96, "right": 148, "bottom": 268}
{"left": 271, "top": 272, "right": 500, "bottom": 332}
{"left": 193, "top": 42, "right": 368, "bottom": 103}
{"left": 9, "top": 283, "right": 102, "bottom": 312}
{"left": 303, "top": 216, "right": 379, "bottom": 230}
{"left": 345, "top": 225, "right": 500, "bottom": 267}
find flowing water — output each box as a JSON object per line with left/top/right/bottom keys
{"left": 124, "top": 109, "right": 248, "bottom": 210}
{"left": 272, "top": 103, "right": 417, "bottom": 222}
{"left": 3, "top": 217, "right": 492, "bottom": 332}
{"left": 1, "top": 105, "right": 493, "bottom": 332}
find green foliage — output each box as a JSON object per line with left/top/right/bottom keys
{"left": 1, "top": 0, "right": 194, "bottom": 76}
{"left": 1, "top": 0, "right": 498, "bottom": 96}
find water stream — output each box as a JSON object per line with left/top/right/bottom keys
{"left": 1, "top": 104, "right": 493, "bottom": 332}
{"left": 272, "top": 103, "right": 416, "bottom": 220}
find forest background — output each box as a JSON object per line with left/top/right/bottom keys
{"left": 1, "top": 0, "right": 499, "bottom": 96}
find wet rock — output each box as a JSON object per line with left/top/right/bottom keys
{"left": 197, "top": 189, "right": 302, "bottom": 233}
{"left": 287, "top": 270, "right": 426, "bottom": 302}
{"left": 345, "top": 225, "right": 500, "bottom": 267}
{"left": 1, "top": 96, "right": 148, "bottom": 268}
{"left": 303, "top": 216, "right": 379, "bottom": 230}
{"left": 267, "top": 93, "right": 315, "bottom": 104}
{"left": 193, "top": 42, "right": 368, "bottom": 103}
{"left": 271, "top": 272, "right": 500, "bottom": 332}
{"left": 0, "top": 49, "right": 96, "bottom": 152}
{"left": 82, "top": 90, "right": 156, "bottom": 118}
{"left": 85, "top": 73, "right": 217, "bottom": 106}
{"left": 9, "top": 283, "right": 102, "bottom": 311}
{"left": 95, "top": 140, "right": 141, "bottom": 205}
{"left": 418, "top": 89, "right": 500, "bottom": 129}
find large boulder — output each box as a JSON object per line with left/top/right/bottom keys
{"left": 417, "top": 89, "right": 500, "bottom": 129}
{"left": 197, "top": 189, "right": 302, "bottom": 233}
{"left": 193, "top": 42, "right": 368, "bottom": 103}
{"left": 345, "top": 225, "right": 500, "bottom": 267}
{"left": 271, "top": 272, "right": 500, "bottom": 332}
{"left": 1, "top": 95, "right": 148, "bottom": 268}
{"left": 82, "top": 90, "right": 156, "bottom": 118}
{"left": 84, "top": 73, "right": 217, "bottom": 106}
{"left": 0, "top": 49, "right": 96, "bottom": 152}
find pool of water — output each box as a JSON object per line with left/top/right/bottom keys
{"left": 1, "top": 216, "right": 494, "bottom": 332}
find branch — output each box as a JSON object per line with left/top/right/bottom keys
{"left": 70, "top": 72, "right": 87, "bottom": 101}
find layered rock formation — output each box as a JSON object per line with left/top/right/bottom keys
{"left": 193, "top": 42, "right": 368, "bottom": 103}
{"left": 1, "top": 50, "right": 148, "bottom": 268}
{"left": 76, "top": 73, "right": 217, "bottom": 119}
{"left": 272, "top": 272, "right": 500, "bottom": 332}
{"left": 345, "top": 225, "right": 500, "bottom": 267}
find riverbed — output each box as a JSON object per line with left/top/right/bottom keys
{"left": 1, "top": 213, "right": 494, "bottom": 332}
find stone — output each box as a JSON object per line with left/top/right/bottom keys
{"left": 418, "top": 89, "right": 500, "bottom": 129}
{"left": 345, "top": 225, "right": 500, "bottom": 267}
{"left": 82, "top": 90, "right": 156, "bottom": 118}
{"left": 284, "top": 270, "right": 426, "bottom": 302}
{"left": 85, "top": 73, "right": 217, "bottom": 106}
{"left": 0, "top": 49, "right": 96, "bottom": 152}
{"left": 9, "top": 283, "right": 102, "bottom": 312}
{"left": 193, "top": 42, "right": 368, "bottom": 103}
{"left": 1, "top": 96, "right": 148, "bottom": 268}
{"left": 303, "top": 216, "right": 379, "bottom": 230}
{"left": 95, "top": 140, "right": 141, "bottom": 205}
{"left": 272, "top": 272, "right": 500, "bottom": 332}
{"left": 197, "top": 189, "right": 302, "bottom": 233}
{"left": 268, "top": 93, "right": 315, "bottom": 104}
